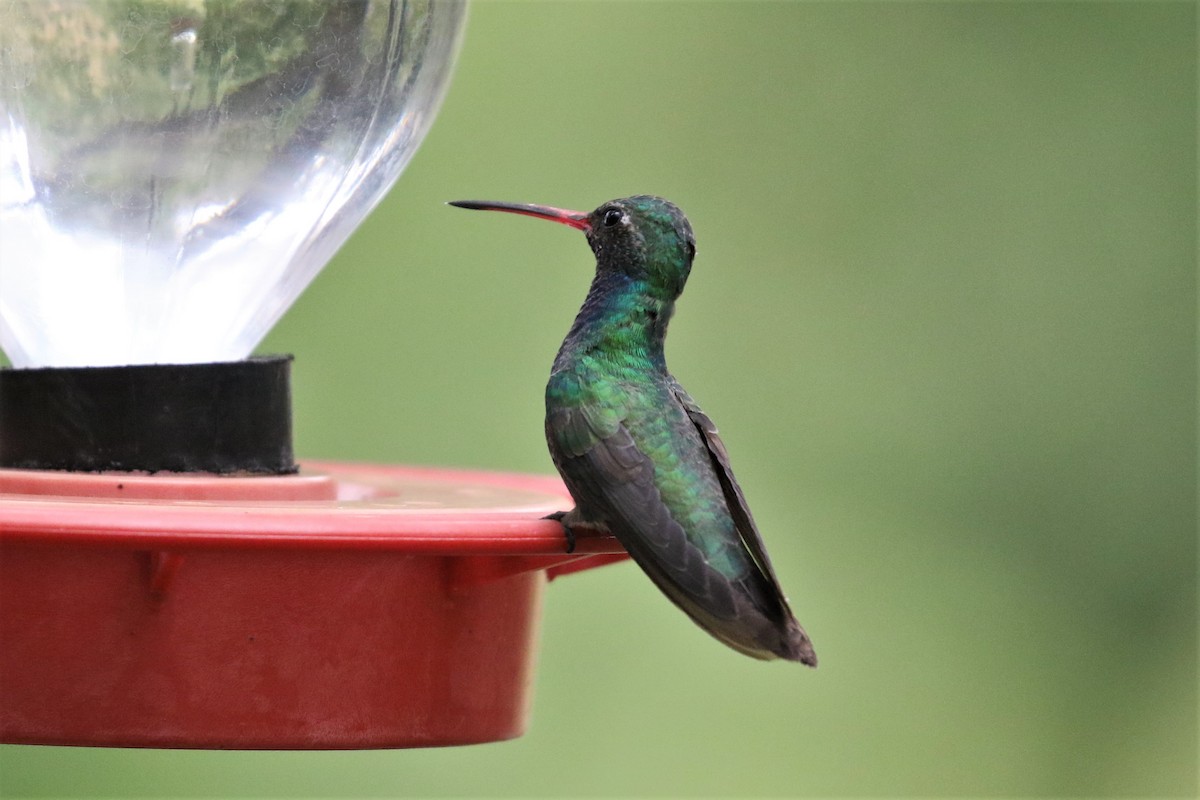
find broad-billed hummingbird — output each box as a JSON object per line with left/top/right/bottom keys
{"left": 450, "top": 195, "right": 816, "bottom": 665}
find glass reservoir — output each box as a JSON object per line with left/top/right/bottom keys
{"left": 0, "top": 0, "right": 466, "bottom": 367}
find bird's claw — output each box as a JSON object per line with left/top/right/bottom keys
{"left": 542, "top": 510, "right": 576, "bottom": 553}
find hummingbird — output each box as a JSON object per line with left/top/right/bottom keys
{"left": 449, "top": 195, "right": 816, "bottom": 665}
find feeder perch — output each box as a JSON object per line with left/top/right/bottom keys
{"left": 0, "top": 0, "right": 627, "bottom": 749}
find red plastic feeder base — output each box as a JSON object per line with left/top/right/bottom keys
{"left": 0, "top": 462, "right": 627, "bottom": 749}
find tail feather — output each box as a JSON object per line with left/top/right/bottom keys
{"left": 619, "top": 531, "right": 817, "bottom": 666}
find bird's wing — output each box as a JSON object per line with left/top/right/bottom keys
{"left": 548, "top": 390, "right": 814, "bottom": 662}
{"left": 667, "top": 379, "right": 789, "bottom": 593}
{"left": 546, "top": 404, "right": 741, "bottom": 622}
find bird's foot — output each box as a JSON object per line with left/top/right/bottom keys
{"left": 542, "top": 510, "right": 576, "bottom": 553}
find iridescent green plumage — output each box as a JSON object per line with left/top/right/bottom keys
{"left": 450, "top": 195, "right": 816, "bottom": 664}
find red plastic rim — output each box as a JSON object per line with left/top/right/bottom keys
{"left": 0, "top": 461, "right": 626, "bottom": 556}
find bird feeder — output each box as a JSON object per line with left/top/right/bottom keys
{"left": 0, "top": 0, "right": 626, "bottom": 749}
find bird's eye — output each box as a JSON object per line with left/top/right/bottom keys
{"left": 602, "top": 208, "right": 623, "bottom": 227}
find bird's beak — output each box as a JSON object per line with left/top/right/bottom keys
{"left": 448, "top": 200, "right": 590, "bottom": 231}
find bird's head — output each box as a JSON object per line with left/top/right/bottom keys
{"left": 449, "top": 195, "right": 696, "bottom": 301}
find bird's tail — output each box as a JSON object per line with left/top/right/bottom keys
{"left": 621, "top": 532, "right": 818, "bottom": 666}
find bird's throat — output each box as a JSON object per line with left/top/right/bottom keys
{"left": 554, "top": 272, "right": 672, "bottom": 372}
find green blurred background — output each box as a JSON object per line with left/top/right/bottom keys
{"left": 2, "top": 1, "right": 1196, "bottom": 796}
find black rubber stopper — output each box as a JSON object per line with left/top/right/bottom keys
{"left": 0, "top": 356, "right": 296, "bottom": 474}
